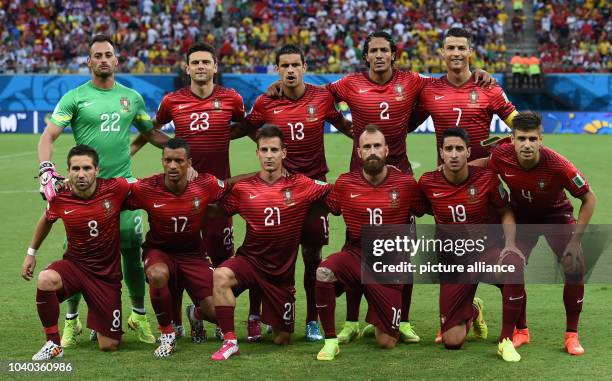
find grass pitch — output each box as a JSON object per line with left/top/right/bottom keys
{"left": 0, "top": 133, "right": 610, "bottom": 380}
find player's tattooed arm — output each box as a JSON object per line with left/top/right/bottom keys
{"left": 21, "top": 213, "right": 55, "bottom": 281}
{"left": 473, "top": 69, "right": 498, "bottom": 89}
{"left": 316, "top": 267, "right": 337, "bottom": 282}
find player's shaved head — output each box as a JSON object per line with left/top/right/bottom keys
{"left": 359, "top": 124, "right": 386, "bottom": 147}
{"left": 359, "top": 125, "right": 388, "bottom": 176}
{"left": 67, "top": 144, "right": 99, "bottom": 168}
{"left": 512, "top": 111, "right": 543, "bottom": 134}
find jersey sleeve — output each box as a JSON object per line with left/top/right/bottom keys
{"left": 325, "top": 76, "right": 350, "bottom": 103}
{"left": 416, "top": 175, "right": 433, "bottom": 216}
{"left": 487, "top": 172, "right": 509, "bottom": 209}
{"left": 408, "top": 101, "right": 430, "bottom": 133}
{"left": 303, "top": 176, "right": 332, "bottom": 203}
{"left": 487, "top": 147, "right": 502, "bottom": 173}
{"left": 245, "top": 96, "right": 267, "bottom": 129}
{"left": 323, "top": 91, "right": 344, "bottom": 124}
{"left": 325, "top": 180, "right": 342, "bottom": 216}
{"left": 122, "top": 179, "right": 143, "bottom": 210}
{"left": 155, "top": 94, "right": 173, "bottom": 125}
{"left": 232, "top": 91, "right": 246, "bottom": 121}
{"left": 132, "top": 93, "right": 154, "bottom": 133}
{"left": 220, "top": 184, "right": 241, "bottom": 216}
{"left": 406, "top": 175, "right": 429, "bottom": 217}
{"left": 559, "top": 158, "right": 590, "bottom": 198}
{"left": 205, "top": 174, "right": 231, "bottom": 202}
{"left": 45, "top": 201, "right": 60, "bottom": 222}
{"left": 487, "top": 86, "right": 516, "bottom": 119}
{"left": 408, "top": 71, "right": 432, "bottom": 94}
{"left": 49, "top": 90, "right": 77, "bottom": 128}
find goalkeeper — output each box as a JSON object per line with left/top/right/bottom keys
{"left": 37, "top": 35, "right": 170, "bottom": 346}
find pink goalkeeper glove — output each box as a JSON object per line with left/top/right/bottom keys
{"left": 39, "top": 161, "right": 65, "bottom": 201}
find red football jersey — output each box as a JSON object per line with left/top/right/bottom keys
{"left": 222, "top": 174, "right": 331, "bottom": 280}
{"left": 326, "top": 169, "right": 427, "bottom": 254}
{"left": 45, "top": 178, "right": 131, "bottom": 281}
{"left": 489, "top": 144, "right": 590, "bottom": 219}
{"left": 415, "top": 76, "right": 516, "bottom": 163}
{"left": 246, "top": 84, "right": 343, "bottom": 180}
{"left": 156, "top": 86, "right": 245, "bottom": 179}
{"left": 326, "top": 70, "right": 430, "bottom": 173}
{"left": 125, "top": 174, "right": 228, "bottom": 254}
{"left": 418, "top": 166, "right": 508, "bottom": 224}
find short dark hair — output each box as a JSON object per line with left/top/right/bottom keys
{"left": 442, "top": 127, "right": 470, "bottom": 146}
{"left": 256, "top": 125, "right": 286, "bottom": 148}
{"left": 187, "top": 43, "right": 217, "bottom": 63}
{"left": 362, "top": 31, "right": 396, "bottom": 67}
{"left": 512, "top": 111, "right": 543, "bottom": 133}
{"left": 89, "top": 34, "right": 115, "bottom": 52}
{"left": 67, "top": 144, "right": 99, "bottom": 167}
{"left": 164, "top": 138, "right": 191, "bottom": 158}
{"left": 443, "top": 27, "right": 472, "bottom": 46}
{"left": 275, "top": 44, "right": 305, "bottom": 66}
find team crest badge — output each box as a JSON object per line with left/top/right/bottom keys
{"left": 307, "top": 104, "right": 317, "bottom": 121}
{"left": 283, "top": 188, "right": 295, "bottom": 206}
{"left": 193, "top": 197, "right": 201, "bottom": 210}
{"left": 468, "top": 185, "right": 478, "bottom": 202}
{"left": 538, "top": 179, "right": 546, "bottom": 190}
{"left": 468, "top": 91, "right": 479, "bottom": 108}
{"left": 395, "top": 84, "right": 405, "bottom": 101}
{"left": 120, "top": 97, "right": 130, "bottom": 112}
{"left": 389, "top": 189, "right": 400, "bottom": 207}
{"left": 103, "top": 199, "right": 113, "bottom": 215}
{"left": 212, "top": 98, "right": 222, "bottom": 111}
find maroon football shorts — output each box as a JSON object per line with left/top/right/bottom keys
{"left": 439, "top": 283, "right": 478, "bottom": 333}
{"left": 300, "top": 211, "right": 329, "bottom": 252}
{"left": 143, "top": 248, "right": 214, "bottom": 303}
{"left": 47, "top": 259, "right": 123, "bottom": 340}
{"left": 220, "top": 256, "right": 296, "bottom": 333}
{"left": 322, "top": 250, "right": 402, "bottom": 338}
{"left": 516, "top": 213, "right": 576, "bottom": 261}
{"left": 203, "top": 215, "right": 234, "bottom": 267}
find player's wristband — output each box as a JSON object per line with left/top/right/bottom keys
{"left": 27, "top": 247, "right": 37, "bottom": 257}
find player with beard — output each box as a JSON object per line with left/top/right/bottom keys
{"left": 37, "top": 35, "right": 169, "bottom": 347}
{"left": 315, "top": 125, "right": 428, "bottom": 360}
{"left": 245, "top": 44, "right": 353, "bottom": 342}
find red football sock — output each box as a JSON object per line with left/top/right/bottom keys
{"left": 345, "top": 287, "right": 362, "bottom": 321}
{"left": 517, "top": 292, "right": 528, "bottom": 329}
{"left": 215, "top": 306, "right": 235, "bottom": 334}
{"left": 400, "top": 284, "right": 413, "bottom": 322}
{"left": 563, "top": 282, "right": 584, "bottom": 332}
{"left": 316, "top": 281, "right": 337, "bottom": 338}
{"left": 500, "top": 284, "right": 525, "bottom": 341}
{"left": 36, "top": 289, "right": 60, "bottom": 345}
{"left": 248, "top": 288, "right": 262, "bottom": 317}
{"left": 159, "top": 324, "right": 174, "bottom": 334}
{"left": 304, "top": 259, "right": 320, "bottom": 322}
{"left": 171, "top": 284, "right": 184, "bottom": 326}
{"left": 149, "top": 285, "right": 173, "bottom": 327}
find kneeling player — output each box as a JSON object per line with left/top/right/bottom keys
{"left": 22, "top": 145, "right": 132, "bottom": 359}
{"left": 315, "top": 125, "right": 427, "bottom": 360}
{"left": 487, "top": 112, "right": 596, "bottom": 355}
{"left": 419, "top": 128, "right": 523, "bottom": 361}
{"left": 124, "top": 138, "right": 227, "bottom": 357}
{"left": 211, "top": 126, "right": 331, "bottom": 360}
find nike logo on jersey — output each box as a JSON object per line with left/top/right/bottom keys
{"left": 434, "top": 95, "right": 444, "bottom": 100}
{"left": 83, "top": 101, "right": 94, "bottom": 107}
{"left": 153, "top": 203, "right": 166, "bottom": 208}
{"left": 358, "top": 89, "right": 370, "bottom": 94}
{"left": 350, "top": 193, "right": 361, "bottom": 198}
{"left": 504, "top": 173, "right": 516, "bottom": 177}
{"left": 249, "top": 194, "right": 258, "bottom": 199}
{"left": 64, "top": 210, "right": 75, "bottom": 214}
{"left": 433, "top": 192, "right": 445, "bottom": 197}
{"left": 178, "top": 104, "right": 190, "bottom": 110}
{"left": 509, "top": 295, "right": 524, "bottom": 301}
{"left": 273, "top": 109, "right": 284, "bottom": 114}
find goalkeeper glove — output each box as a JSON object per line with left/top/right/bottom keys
{"left": 39, "top": 161, "right": 65, "bottom": 201}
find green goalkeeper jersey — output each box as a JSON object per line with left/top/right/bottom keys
{"left": 50, "top": 80, "right": 154, "bottom": 179}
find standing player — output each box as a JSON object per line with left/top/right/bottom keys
{"left": 22, "top": 145, "right": 133, "bottom": 360}
{"left": 267, "top": 32, "right": 496, "bottom": 343}
{"left": 37, "top": 35, "right": 168, "bottom": 346}
{"left": 409, "top": 28, "right": 518, "bottom": 163}
{"left": 210, "top": 126, "right": 331, "bottom": 361}
{"left": 486, "top": 112, "right": 596, "bottom": 356}
{"left": 124, "top": 138, "right": 228, "bottom": 357}
{"left": 245, "top": 44, "right": 353, "bottom": 342}
{"left": 315, "top": 125, "right": 427, "bottom": 361}
{"left": 131, "top": 43, "right": 247, "bottom": 339}
{"left": 418, "top": 128, "right": 523, "bottom": 362}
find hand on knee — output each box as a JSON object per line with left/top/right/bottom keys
{"left": 316, "top": 267, "right": 336, "bottom": 283}
{"left": 37, "top": 270, "right": 61, "bottom": 291}
{"left": 98, "top": 337, "right": 120, "bottom": 352}
{"left": 442, "top": 330, "right": 465, "bottom": 350}
{"left": 272, "top": 331, "right": 292, "bottom": 345}
{"left": 375, "top": 331, "right": 397, "bottom": 349}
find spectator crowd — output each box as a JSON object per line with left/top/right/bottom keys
{"left": 0, "top": 0, "right": 609, "bottom": 74}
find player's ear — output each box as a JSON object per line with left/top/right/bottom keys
{"left": 303, "top": 62, "right": 308, "bottom": 72}
{"left": 184, "top": 62, "right": 190, "bottom": 75}
{"left": 466, "top": 147, "right": 471, "bottom": 159}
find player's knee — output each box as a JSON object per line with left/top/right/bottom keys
{"left": 146, "top": 265, "right": 169, "bottom": 288}
{"left": 37, "top": 270, "right": 62, "bottom": 291}
{"left": 99, "top": 340, "right": 120, "bottom": 352}
{"left": 213, "top": 267, "right": 235, "bottom": 288}
{"left": 375, "top": 333, "right": 397, "bottom": 349}
{"left": 272, "top": 332, "right": 292, "bottom": 345}
{"left": 442, "top": 331, "right": 465, "bottom": 349}
{"left": 316, "top": 266, "right": 335, "bottom": 282}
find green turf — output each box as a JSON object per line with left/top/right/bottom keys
{"left": 0, "top": 134, "right": 610, "bottom": 380}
